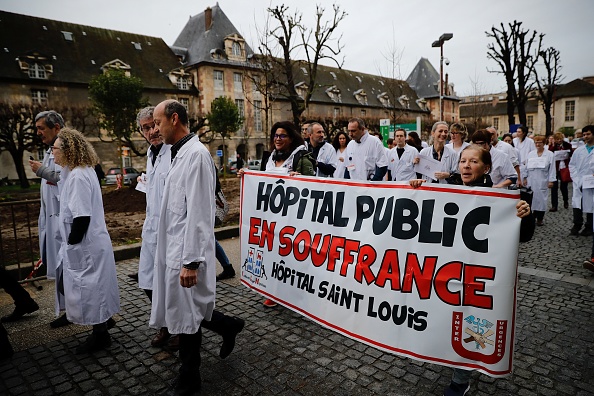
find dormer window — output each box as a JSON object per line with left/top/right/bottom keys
{"left": 177, "top": 77, "right": 190, "bottom": 90}
{"left": 326, "top": 85, "right": 342, "bottom": 103}
{"left": 377, "top": 92, "right": 390, "bottom": 107}
{"left": 232, "top": 42, "right": 241, "bottom": 56}
{"left": 28, "top": 63, "right": 47, "bottom": 79}
{"left": 101, "top": 59, "right": 132, "bottom": 77}
{"left": 353, "top": 89, "right": 368, "bottom": 105}
{"left": 398, "top": 95, "right": 410, "bottom": 108}
{"left": 295, "top": 82, "right": 308, "bottom": 99}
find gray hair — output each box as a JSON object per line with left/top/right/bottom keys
{"left": 431, "top": 121, "right": 449, "bottom": 133}
{"left": 35, "top": 110, "right": 65, "bottom": 129}
{"left": 136, "top": 106, "right": 155, "bottom": 127}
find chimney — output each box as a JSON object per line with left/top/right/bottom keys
{"left": 205, "top": 7, "right": 212, "bottom": 31}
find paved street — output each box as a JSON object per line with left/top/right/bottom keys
{"left": 1, "top": 203, "right": 594, "bottom": 395}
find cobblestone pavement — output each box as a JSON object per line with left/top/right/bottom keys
{"left": 1, "top": 200, "right": 594, "bottom": 396}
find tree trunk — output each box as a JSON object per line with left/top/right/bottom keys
{"left": 544, "top": 106, "right": 552, "bottom": 136}
{"left": 506, "top": 91, "right": 515, "bottom": 128}
{"left": 10, "top": 150, "right": 30, "bottom": 189}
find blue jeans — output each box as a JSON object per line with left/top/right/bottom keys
{"left": 215, "top": 240, "right": 231, "bottom": 268}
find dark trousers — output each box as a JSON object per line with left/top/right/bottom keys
{"left": 573, "top": 208, "right": 593, "bottom": 228}
{"left": 551, "top": 179, "right": 569, "bottom": 209}
{"left": 201, "top": 310, "right": 229, "bottom": 335}
{"left": 0, "top": 267, "right": 33, "bottom": 307}
{"left": 534, "top": 210, "right": 545, "bottom": 221}
{"left": 179, "top": 328, "right": 202, "bottom": 382}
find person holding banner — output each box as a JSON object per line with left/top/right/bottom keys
{"left": 409, "top": 144, "right": 533, "bottom": 396}
{"left": 387, "top": 128, "right": 417, "bottom": 181}
{"left": 547, "top": 132, "right": 572, "bottom": 211}
{"left": 414, "top": 121, "right": 458, "bottom": 183}
{"left": 240, "top": 121, "right": 314, "bottom": 307}
{"left": 524, "top": 136, "right": 556, "bottom": 226}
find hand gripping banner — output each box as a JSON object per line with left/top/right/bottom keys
{"left": 239, "top": 171, "right": 521, "bottom": 377}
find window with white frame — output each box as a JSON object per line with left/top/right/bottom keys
{"left": 361, "top": 109, "right": 366, "bottom": 117}
{"left": 493, "top": 117, "right": 499, "bottom": 130}
{"left": 179, "top": 98, "right": 189, "bottom": 110}
{"left": 28, "top": 63, "right": 47, "bottom": 79}
{"left": 333, "top": 107, "right": 340, "bottom": 119}
{"left": 235, "top": 99, "right": 245, "bottom": 119}
{"left": 232, "top": 42, "right": 241, "bottom": 56}
{"left": 254, "top": 100, "right": 262, "bottom": 132}
{"left": 214, "top": 70, "right": 224, "bottom": 90}
{"left": 527, "top": 115, "right": 534, "bottom": 130}
{"left": 565, "top": 100, "right": 575, "bottom": 122}
{"left": 31, "top": 89, "right": 48, "bottom": 104}
{"left": 233, "top": 73, "right": 243, "bottom": 92}
{"left": 177, "top": 77, "right": 189, "bottom": 90}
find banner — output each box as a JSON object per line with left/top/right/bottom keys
{"left": 239, "top": 171, "right": 521, "bottom": 377}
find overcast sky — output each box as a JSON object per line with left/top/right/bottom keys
{"left": 2, "top": 0, "right": 592, "bottom": 95}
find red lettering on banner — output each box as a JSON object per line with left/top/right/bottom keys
{"left": 462, "top": 265, "right": 495, "bottom": 309}
{"left": 340, "top": 239, "right": 360, "bottom": 277}
{"left": 260, "top": 220, "right": 275, "bottom": 251}
{"left": 375, "top": 250, "right": 401, "bottom": 290}
{"left": 327, "top": 236, "right": 346, "bottom": 272}
{"left": 402, "top": 253, "right": 438, "bottom": 299}
{"left": 248, "top": 217, "right": 262, "bottom": 245}
{"left": 278, "top": 226, "right": 296, "bottom": 256}
{"left": 434, "top": 262, "right": 463, "bottom": 306}
{"left": 311, "top": 234, "right": 332, "bottom": 267}
{"left": 293, "top": 229, "right": 312, "bottom": 261}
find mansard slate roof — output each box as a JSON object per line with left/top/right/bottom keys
{"left": 406, "top": 57, "right": 458, "bottom": 100}
{"left": 0, "top": 11, "right": 182, "bottom": 89}
{"left": 290, "top": 62, "right": 427, "bottom": 112}
{"left": 173, "top": 4, "right": 254, "bottom": 67}
{"left": 555, "top": 78, "right": 594, "bottom": 98}
{"left": 459, "top": 98, "right": 539, "bottom": 118}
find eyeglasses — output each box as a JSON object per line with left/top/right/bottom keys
{"left": 140, "top": 123, "right": 155, "bottom": 132}
{"left": 50, "top": 146, "right": 62, "bottom": 151}
{"left": 274, "top": 134, "right": 289, "bottom": 140}
{"left": 474, "top": 141, "right": 489, "bottom": 147}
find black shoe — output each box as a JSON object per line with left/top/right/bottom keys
{"left": 216, "top": 266, "right": 236, "bottom": 281}
{"left": 50, "top": 313, "right": 71, "bottom": 328}
{"left": 127, "top": 273, "right": 139, "bottom": 281}
{"left": 76, "top": 331, "right": 111, "bottom": 354}
{"left": 1, "top": 300, "right": 39, "bottom": 323}
{"left": 549, "top": 207, "right": 557, "bottom": 212}
{"left": 171, "top": 374, "right": 201, "bottom": 396}
{"left": 570, "top": 225, "right": 581, "bottom": 236}
{"left": 564, "top": 203, "right": 569, "bottom": 209}
{"left": 580, "top": 228, "right": 593, "bottom": 237}
{"left": 220, "top": 317, "right": 245, "bottom": 359}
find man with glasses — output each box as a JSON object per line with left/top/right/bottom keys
{"left": 28, "top": 110, "right": 71, "bottom": 328}
{"left": 308, "top": 122, "right": 337, "bottom": 177}
{"left": 471, "top": 129, "right": 516, "bottom": 188}
{"left": 344, "top": 117, "right": 388, "bottom": 181}
{"left": 487, "top": 126, "right": 521, "bottom": 185}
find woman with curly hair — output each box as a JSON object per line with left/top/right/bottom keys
{"left": 53, "top": 128, "right": 120, "bottom": 353}
{"left": 332, "top": 130, "right": 350, "bottom": 178}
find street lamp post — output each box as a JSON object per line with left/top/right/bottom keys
{"left": 432, "top": 33, "right": 453, "bottom": 122}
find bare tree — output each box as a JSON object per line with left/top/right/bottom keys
{"left": 534, "top": 47, "right": 562, "bottom": 136}
{"left": 464, "top": 72, "right": 490, "bottom": 131}
{"left": 487, "top": 21, "right": 543, "bottom": 128}
{"left": 260, "top": 4, "right": 347, "bottom": 127}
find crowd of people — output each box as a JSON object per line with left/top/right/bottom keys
{"left": 2, "top": 108, "right": 593, "bottom": 395}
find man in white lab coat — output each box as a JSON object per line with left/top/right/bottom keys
{"left": 569, "top": 125, "right": 594, "bottom": 236}
{"left": 308, "top": 122, "right": 337, "bottom": 177}
{"left": 28, "top": 111, "right": 70, "bottom": 328}
{"left": 344, "top": 118, "right": 388, "bottom": 181}
{"left": 387, "top": 128, "right": 418, "bottom": 181}
{"left": 138, "top": 106, "right": 244, "bottom": 358}
{"left": 150, "top": 100, "right": 216, "bottom": 394}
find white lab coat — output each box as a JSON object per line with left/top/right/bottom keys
{"left": 569, "top": 145, "right": 594, "bottom": 212}
{"left": 150, "top": 137, "right": 216, "bottom": 335}
{"left": 525, "top": 150, "right": 556, "bottom": 212}
{"left": 514, "top": 137, "right": 536, "bottom": 182}
{"left": 314, "top": 142, "right": 338, "bottom": 177}
{"left": 387, "top": 144, "right": 418, "bottom": 181}
{"left": 489, "top": 147, "right": 517, "bottom": 186}
{"left": 493, "top": 141, "right": 519, "bottom": 168}
{"left": 138, "top": 144, "right": 172, "bottom": 290}
{"left": 57, "top": 166, "right": 120, "bottom": 324}
{"left": 38, "top": 147, "right": 62, "bottom": 279}
{"left": 419, "top": 145, "right": 458, "bottom": 184}
{"left": 344, "top": 132, "right": 388, "bottom": 180}
{"left": 334, "top": 148, "right": 347, "bottom": 178}
{"left": 265, "top": 144, "right": 308, "bottom": 173}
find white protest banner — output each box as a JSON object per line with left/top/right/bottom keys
{"left": 240, "top": 171, "right": 521, "bottom": 377}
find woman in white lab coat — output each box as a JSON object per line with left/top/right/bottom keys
{"left": 513, "top": 125, "right": 536, "bottom": 183}
{"left": 524, "top": 135, "right": 556, "bottom": 226}
{"left": 415, "top": 121, "right": 458, "bottom": 183}
{"left": 53, "top": 128, "right": 120, "bottom": 354}
{"left": 332, "top": 131, "right": 350, "bottom": 178}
